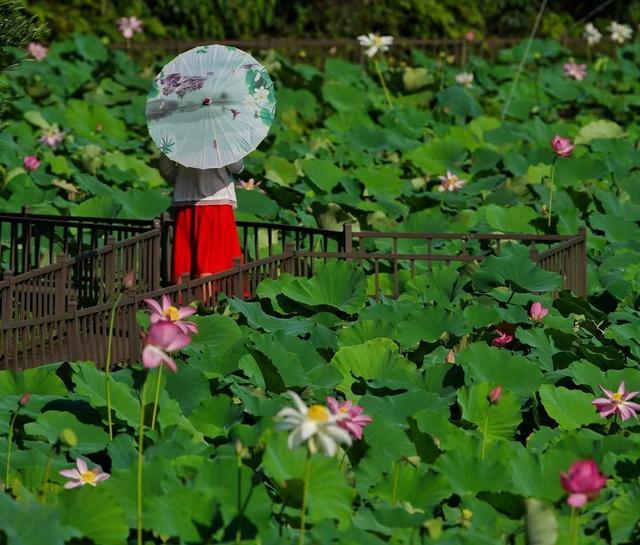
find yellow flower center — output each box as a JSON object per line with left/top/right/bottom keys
{"left": 612, "top": 392, "right": 624, "bottom": 403}
{"left": 80, "top": 471, "right": 96, "bottom": 484}
{"left": 373, "top": 35, "right": 383, "bottom": 46}
{"left": 339, "top": 407, "right": 349, "bottom": 413}
{"left": 307, "top": 405, "right": 330, "bottom": 422}
{"left": 164, "top": 306, "right": 180, "bottom": 321}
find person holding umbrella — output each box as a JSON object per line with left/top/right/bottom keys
{"left": 146, "top": 44, "right": 276, "bottom": 290}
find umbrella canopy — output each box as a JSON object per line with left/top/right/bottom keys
{"left": 146, "top": 44, "right": 276, "bottom": 170}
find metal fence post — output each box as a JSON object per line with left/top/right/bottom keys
{"left": 1, "top": 271, "right": 13, "bottom": 321}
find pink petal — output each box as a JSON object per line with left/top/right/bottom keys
{"left": 177, "top": 306, "right": 196, "bottom": 319}
{"left": 617, "top": 381, "right": 626, "bottom": 396}
{"left": 76, "top": 458, "right": 88, "bottom": 474}
{"left": 94, "top": 472, "right": 110, "bottom": 482}
{"left": 592, "top": 398, "right": 614, "bottom": 408}
{"left": 59, "top": 469, "right": 81, "bottom": 479}
{"left": 326, "top": 397, "right": 340, "bottom": 413}
{"left": 64, "top": 480, "right": 83, "bottom": 489}
{"left": 144, "top": 298, "right": 163, "bottom": 315}
{"left": 161, "top": 295, "right": 172, "bottom": 312}
{"left": 567, "top": 493, "right": 588, "bottom": 508}
{"left": 622, "top": 391, "right": 640, "bottom": 401}
{"left": 142, "top": 345, "right": 164, "bottom": 369}
{"left": 599, "top": 386, "right": 615, "bottom": 399}
{"left": 165, "top": 332, "right": 192, "bottom": 352}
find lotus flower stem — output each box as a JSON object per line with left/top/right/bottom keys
{"left": 480, "top": 409, "right": 490, "bottom": 460}
{"left": 569, "top": 507, "right": 579, "bottom": 545}
{"left": 4, "top": 410, "right": 18, "bottom": 489}
{"left": 391, "top": 461, "right": 400, "bottom": 506}
{"left": 105, "top": 292, "right": 124, "bottom": 440}
{"left": 150, "top": 366, "right": 164, "bottom": 432}
{"left": 136, "top": 380, "right": 148, "bottom": 545}
{"left": 299, "top": 455, "right": 311, "bottom": 545}
{"left": 236, "top": 452, "right": 243, "bottom": 545}
{"left": 373, "top": 59, "right": 393, "bottom": 110}
{"left": 39, "top": 446, "right": 54, "bottom": 503}
{"left": 548, "top": 160, "right": 557, "bottom": 227}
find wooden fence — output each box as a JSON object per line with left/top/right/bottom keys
{"left": 0, "top": 211, "right": 587, "bottom": 370}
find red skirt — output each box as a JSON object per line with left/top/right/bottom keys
{"left": 172, "top": 204, "right": 242, "bottom": 281}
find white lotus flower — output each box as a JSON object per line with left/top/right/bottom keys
{"left": 438, "top": 171, "right": 466, "bottom": 192}
{"left": 275, "top": 391, "right": 352, "bottom": 457}
{"left": 609, "top": 21, "right": 632, "bottom": 44}
{"left": 357, "top": 33, "right": 394, "bottom": 57}
{"left": 455, "top": 72, "right": 474, "bottom": 87}
{"left": 583, "top": 23, "right": 602, "bottom": 46}
{"left": 253, "top": 86, "right": 270, "bottom": 107}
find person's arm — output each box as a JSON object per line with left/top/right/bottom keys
{"left": 227, "top": 160, "right": 244, "bottom": 175}
{"left": 159, "top": 155, "right": 178, "bottom": 183}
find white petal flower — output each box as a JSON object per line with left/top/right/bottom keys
{"left": 437, "top": 171, "right": 466, "bottom": 192}
{"left": 275, "top": 391, "right": 352, "bottom": 457}
{"left": 609, "top": 21, "right": 632, "bottom": 44}
{"left": 455, "top": 72, "right": 474, "bottom": 87}
{"left": 356, "top": 33, "right": 394, "bottom": 57}
{"left": 583, "top": 23, "right": 602, "bottom": 46}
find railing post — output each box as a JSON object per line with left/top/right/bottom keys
{"left": 55, "top": 253, "right": 67, "bottom": 315}
{"left": 529, "top": 244, "right": 539, "bottom": 263}
{"left": 67, "top": 299, "right": 79, "bottom": 362}
{"left": 1, "top": 271, "right": 13, "bottom": 321}
{"left": 578, "top": 227, "right": 587, "bottom": 297}
{"left": 232, "top": 257, "right": 243, "bottom": 298}
{"left": 283, "top": 243, "right": 295, "bottom": 276}
{"left": 342, "top": 223, "right": 353, "bottom": 253}
{"left": 104, "top": 236, "right": 116, "bottom": 301}
{"left": 159, "top": 212, "right": 171, "bottom": 285}
{"left": 151, "top": 220, "right": 161, "bottom": 291}
{"left": 21, "top": 205, "right": 32, "bottom": 274}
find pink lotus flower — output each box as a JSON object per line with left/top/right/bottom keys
{"left": 560, "top": 460, "right": 606, "bottom": 508}
{"left": 238, "top": 178, "right": 265, "bottom": 193}
{"left": 488, "top": 385, "right": 503, "bottom": 404}
{"left": 438, "top": 171, "right": 466, "bottom": 192}
{"left": 529, "top": 302, "right": 549, "bottom": 321}
{"left": 39, "top": 127, "right": 64, "bottom": 148}
{"left": 551, "top": 135, "right": 575, "bottom": 158}
{"left": 144, "top": 294, "right": 197, "bottom": 335}
{"left": 326, "top": 397, "right": 373, "bottom": 440}
{"left": 23, "top": 156, "right": 40, "bottom": 171}
{"left": 563, "top": 62, "right": 587, "bottom": 81}
{"left": 141, "top": 321, "right": 192, "bottom": 372}
{"left": 27, "top": 42, "right": 47, "bottom": 61}
{"left": 60, "top": 458, "right": 110, "bottom": 489}
{"left": 492, "top": 327, "right": 514, "bottom": 347}
{"left": 465, "top": 31, "right": 475, "bottom": 43}
{"left": 19, "top": 392, "right": 31, "bottom": 406}
{"left": 592, "top": 381, "right": 640, "bottom": 421}
{"left": 117, "top": 16, "right": 143, "bottom": 39}
{"left": 445, "top": 349, "right": 456, "bottom": 364}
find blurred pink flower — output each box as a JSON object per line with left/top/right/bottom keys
{"left": 117, "top": 16, "right": 143, "bottom": 39}
{"left": 39, "top": 127, "right": 64, "bottom": 148}
{"left": 438, "top": 171, "right": 466, "bottom": 192}
{"left": 23, "top": 156, "right": 40, "bottom": 171}
{"left": 492, "top": 327, "right": 514, "bottom": 347}
{"left": 488, "top": 385, "right": 503, "bottom": 404}
{"left": 326, "top": 397, "right": 372, "bottom": 440}
{"left": 560, "top": 460, "right": 606, "bottom": 508}
{"left": 27, "top": 42, "right": 47, "bottom": 61}
{"left": 445, "top": 349, "right": 456, "bottom": 364}
{"left": 19, "top": 392, "right": 31, "bottom": 406}
{"left": 60, "top": 458, "right": 110, "bottom": 489}
{"left": 551, "top": 135, "right": 575, "bottom": 158}
{"left": 465, "top": 31, "right": 475, "bottom": 43}
{"left": 529, "top": 302, "right": 549, "bottom": 321}
{"left": 564, "top": 62, "right": 587, "bottom": 81}
{"left": 141, "top": 321, "right": 192, "bottom": 372}
{"left": 238, "top": 178, "right": 265, "bottom": 193}
{"left": 144, "top": 294, "right": 197, "bottom": 335}
{"left": 592, "top": 381, "right": 640, "bottom": 421}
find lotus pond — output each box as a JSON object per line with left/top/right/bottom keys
{"left": 2, "top": 33, "right": 640, "bottom": 544}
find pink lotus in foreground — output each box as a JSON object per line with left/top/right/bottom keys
{"left": 27, "top": 42, "right": 47, "bottom": 61}
{"left": 551, "top": 135, "right": 575, "bottom": 158}
{"left": 23, "top": 156, "right": 40, "bottom": 171}
{"left": 563, "top": 62, "right": 587, "bottom": 81}
{"left": 117, "top": 16, "right": 143, "bottom": 39}
{"left": 592, "top": 381, "right": 640, "bottom": 421}
{"left": 60, "top": 458, "right": 110, "bottom": 489}
{"left": 326, "top": 397, "right": 373, "bottom": 440}
{"left": 529, "top": 302, "right": 549, "bottom": 321}
{"left": 492, "top": 327, "right": 514, "bottom": 347}
{"left": 141, "top": 321, "right": 192, "bottom": 372}
{"left": 144, "top": 294, "right": 197, "bottom": 335}
{"left": 560, "top": 460, "right": 606, "bottom": 508}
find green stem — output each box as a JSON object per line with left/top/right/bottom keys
{"left": 299, "top": 455, "right": 311, "bottom": 545}
{"left": 391, "top": 461, "right": 400, "bottom": 506}
{"left": 136, "top": 380, "right": 148, "bottom": 545}
{"left": 373, "top": 58, "right": 393, "bottom": 110}
{"left": 570, "top": 507, "right": 579, "bottom": 545}
{"left": 548, "top": 161, "right": 556, "bottom": 228}
{"left": 480, "top": 407, "right": 490, "bottom": 460}
{"left": 235, "top": 453, "right": 243, "bottom": 545}
{"left": 5, "top": 410, "right": 19, "bottom": 490}
{"left": 150, "top": 365, "right": 163, "bottom": 432}
{"left": 40, "top": 446, "right": 54, "bottom": 503}
{"left": 105, "top": 292, "right": 123, "bottom": 441}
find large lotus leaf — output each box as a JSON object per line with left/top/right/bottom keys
{"left": 509, "top": 443, "right": 574, "bottom": 501}
{"left": 0, "top": 494, "right": 76, "bottom": 545}
{"left": 229, "top": 299, "right": 315, "bottom": 335}
{"left": 264, "top": 156, "right": 298, "bottom": 186}
{"left": 353, "top": 165, "right": 404, "bottom": 198}
{"left": 277, "top": 88, "right": 319, "bottom": 122}
{"left": 303, "top": 158, "right": 345, "bottom": 192}
{"left": 64, "top": 100, "right": 127, "bottom": 141}
{"left": 102, "top": 151, "right": 165, "bottom": 188}
{"left": 322, "top": 82, "right": 370, "bottom": 111}
{"left": 58, "top": 485, "right": 129, "bottom": 545}
{"left": 189, "top": 395, "right": 243, "bottom": 438}
{"left": 112, "top": 187, "right": 170, "bottom": 219}
{"left": 538, "top": 384, "right": 602, "bottom": 430}
{"left": 262, "top": 432, "right": 356, "bottom": 528}
{"left": 404, "top": 137, "right": 467, "bottom": 175}
{"left": 279, "top": 261, "right": 367, "bottom": 314}
{"left": 608, "top": 486, "right": 640, "bottom": 544}
{"left": 236, "top": 187, "right": 279, "bottom": 219}
{"left": 330, "top": 338, "right": 417, "bottom": 394}
{"left": 575, "top": 120, "right": 625, "bottom": 145}
{"left": 473, "top": 245, "right": 563, "bottom": 293}
{"left": 24, "top": 410, "right": 109, "bottom": 453}
{"left": 458, "top": 383, "right": 522, "bottom": 443}
{"left": 436, "top": 86, "right": 482, "bottom": 119}
{"left": 458, "top": 343, "right": 543, "bottom": 396}
{"left": 484, "top": 204, "right": 537, "bottom": 233}
{"left": 0, "top": 366, "right": 66, "bottom": 396}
